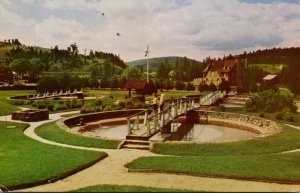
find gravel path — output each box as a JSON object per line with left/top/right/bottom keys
{"left": 2, "top": 112, "right": 300, "bottom": 192}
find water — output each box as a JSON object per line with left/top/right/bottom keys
{"left": 85, "top": 125, "right": 128, "bottom": 140}
{"left": 150, "top": 123, "right": 258, "bottom": 143}
{"left": 84, "top": 123, "right": 258, "bottom": 143}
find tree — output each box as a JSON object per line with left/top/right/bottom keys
{"left": 198, "top": 83, "right": 209, "bottom": 92}
{"left": 185, "top": 82, "right": 195, "bottom": 91}
{"left": 10, "top": 58, "right": 29, "bottom": 78}
{"left": 175, "top": 81, "right": 184, "bottom": 90}
{"left": 28, "top": 58, "right": 45, "bottom": 82}
{"left": 121, "top": 67, "right": 142, "bottom": 80}
{"left": 69, "top": 43, "right": 78, "bottom": 55}
{"left": 218, "top": 81, "right": 230, "bottom": 92}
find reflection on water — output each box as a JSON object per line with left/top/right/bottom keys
{"left": 85, "top": 123, "right": 258, "bottom": 142}
{"left": 150, "top": 123, "right": 258, "bottom": 142}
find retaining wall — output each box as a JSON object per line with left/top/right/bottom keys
{"left": 194, "top": 110, "right": 282, "bottom": 135}
{"left": 63, "top": 109, "right": 146, "bottom": 128}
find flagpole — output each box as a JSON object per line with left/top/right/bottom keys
{"left": 147, "top": 47, "right": 149, "bottom": 83}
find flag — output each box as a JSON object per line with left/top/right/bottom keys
{"left": 145, "top": 45, "right": 149, "bottom": 57}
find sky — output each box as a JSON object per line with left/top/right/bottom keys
{"left": 1, "top": 0, "right": 300, "bottom": 62}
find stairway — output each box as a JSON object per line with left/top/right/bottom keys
{"left": 119, "top": 139, "right": 151, "bottom": 150}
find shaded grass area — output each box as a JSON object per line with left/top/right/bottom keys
{"left": 0, "top": 121, "right": 106, "bottom": 189}
{"left": 152, "top": 124, "right": 300, "bottom": 156}
{"left": 35, "top": 121, "right": 121, "bottom": 149}
{"left": 125, "top": 152, "right": 300, "bottom": 184}
{"left": 0, "top": 90, "right": 35, "bottom": 115}
{"left": 72, "top": 184, "right": 195, "bottom": 192}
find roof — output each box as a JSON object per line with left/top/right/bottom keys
{"left": 203, "top": 59, "right": 237, "bottom": 73}
{"left": 263, "top": 75, "right": 277, "bottom": 80}
{"left": 124, "top": 80, "right": 147, "bottom": 89}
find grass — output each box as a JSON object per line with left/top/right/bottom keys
{"left": 72, "top": 184, "right": 195, "bottom": 192}
{"left": 35, "top": 121, "right": 121, "bottom": 149}
{"left": 126, "top": 104, "right": 300, "bottom": 183}
{"left": 152, "top": 124, "right": 300, "bottom": 156}
{"left": 61, "top": 112, "right": 81, "bottom": 117}
{"left": 0, "top": 121, "right": 106, "bottom": 189}
{"left": 0, "top": 90, "right": 35, "bottom": 115}
{"left": 125, "top": 152, "right": 300, "bottom": 184}
{"left": 251, "top": 63, "right": 284, "bottom": 74}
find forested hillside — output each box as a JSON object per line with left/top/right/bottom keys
{"left": 0, "top": 40, "right": 127, "bottom": 83}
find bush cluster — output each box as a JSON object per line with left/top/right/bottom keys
{"left": 246, "top": 89, "right": 296, "bottom": 113}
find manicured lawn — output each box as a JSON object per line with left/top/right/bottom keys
{"left": 125, "top": 152, "right": 300, "bottom": 184}
{"left": 84, "top": 89, "right": 199, "bottom": 105}
{"left": 0, "top": 121, "right": 106, "bottom": 190}
{"left": 0, "top": 90, "right": 35, "bottom": 115}
{"left": 35, "top": 122, "right": 121, "bottom": 149}
{"left": 72, "top": 184, "right": 195, "bottom": 192}
{"left": 152, "top": 124, "right": 300, "bottom": 156}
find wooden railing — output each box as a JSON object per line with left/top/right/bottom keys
{"left": 126, "top": 91, "right": 227, "bottom": 138}
{"left": 126, "top": 98, "right": 196, "bottom": 137}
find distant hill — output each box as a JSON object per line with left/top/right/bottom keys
{"left": 126, "top": 56, "right": 202, "bottom": 71}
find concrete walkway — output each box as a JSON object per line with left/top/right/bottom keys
{"left": 2, "top": 112, "right": 300, "bottom": 192}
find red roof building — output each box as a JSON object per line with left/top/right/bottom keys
{"left": 202, "top": 59, "right": 238, "bottom": 86}
{"left": 123, "top": 80, "right": 147, "bottom": 97}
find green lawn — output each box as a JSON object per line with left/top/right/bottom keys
{"left": 152, "top": 124, "right": 300, "bottom": 156}
{"left": 0, "top": 90, "right": 35, "bottom": 115}
{"left": 251, "top": 63, "right": 284, "bottom": 74}
{"left": 0, "top": 121, "right": 106, "bottom": 190}
{"left": 125, "top": 152, "right": 300, "bottom": 184}
{"left": 35, "top": 121, "right": 121, "bottom": 149}
{"left": 72, "top": 184, "right": 194, "bottom": 192}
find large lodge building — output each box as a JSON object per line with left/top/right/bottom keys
{"left": 194, "top": 59, "right": 238, "bottom": 88}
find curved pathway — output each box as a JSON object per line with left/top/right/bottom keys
{"left": 2, "top": 112, "right": 300, "bottom": 192}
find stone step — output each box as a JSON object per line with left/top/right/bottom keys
{"left": 123, "top": 140, "right": 150, "bottom": 145}
{"left": 122, "top": 144, "right": 150, "bottom": 150}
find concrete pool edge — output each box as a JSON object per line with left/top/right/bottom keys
{"left": 55, "top": 110, "right": 282, "bottom": 144}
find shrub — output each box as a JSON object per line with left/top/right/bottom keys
{"left": 64, "top": 100, "right": 71, "bottom": 109}
{"left": 47, "top": 104, "right": 54, "bottom": 111}
{"left": 198, "top": 84, "right": 209, "bottom": 92}
{"left": 118, "top": 101, "right": 126, "bottom": 109}
{"left": 37, "top": 104, "right": 46, "bottom": 109}
{"left": 14, "top": 100, "right": 25, "bottom": 105}
{"left": 259, "top": 113, "right": 265, "bottom": 118}
{"left": 286, "top": 115, "right": 294, "bottom": 122}
{"left": 94, "top": 99, "right": 102, "bottom": 106}
{"left": 103, "top": 105, "right": 112, "bottom": 111}
{"left": 58, "top": 101, "right": 64, "bottom": 105}
{"left": 220, "top": 105, "right": 226, "bottom": 112}
{"left": 55, "top": 104, "right": 67, "bottom": 111}
{"left": 185, "top": 82, "right": 195, "bottom": 91}
{"left": 275, "top": 113, "right": 283, "bottom": 120}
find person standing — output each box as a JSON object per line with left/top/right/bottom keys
{"left": 159, "top": 89, "right": 166, "bottom": 112}
{"left": 151, "top": 92, "right": 159, "bottom": 113}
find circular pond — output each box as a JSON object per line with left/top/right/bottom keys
{"left": 81, "top": 123, "right": 258, "bottom": 143}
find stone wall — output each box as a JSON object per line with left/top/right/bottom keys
{"left": 223, "top": 96, "right": 251, "bottom": 105}
{"left": 195, "top": 110, "right": 281, "bottom": 136}
{"left": 63, "top": 109, "right": 145, "bottom": 128}
{"left": 12, "top": 110, "right": 49, "bottom": 122}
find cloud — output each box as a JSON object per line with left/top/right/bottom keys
{"left": 1, "top": 0, "right": 300, "bottom": 61}
{"left": 0, "top": 1, "right": 36, "bottom": 26}
{"left": 34, "top": 16, "right": 93, "bottom": 47}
